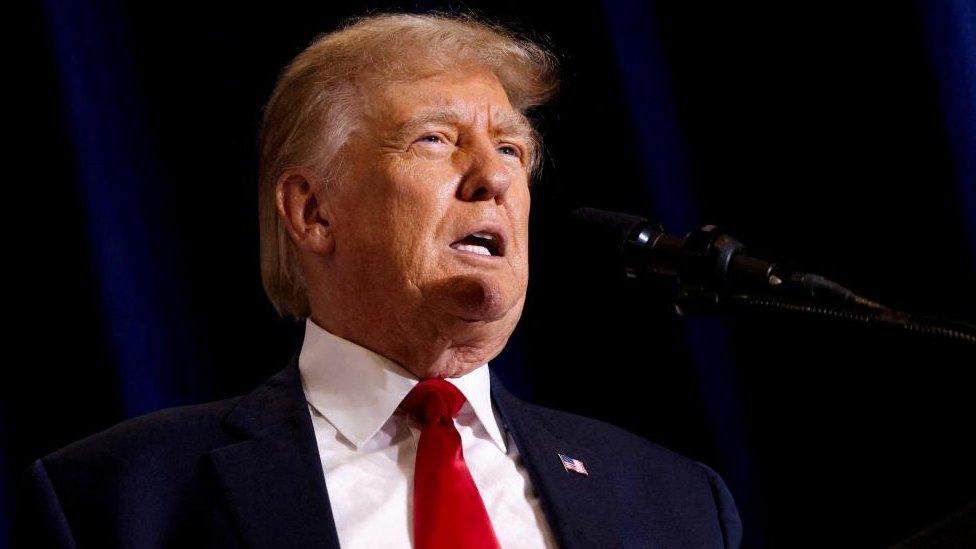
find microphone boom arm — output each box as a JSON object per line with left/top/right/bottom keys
{"left": 573, "top": 207, "right": 976, "bottom": 345}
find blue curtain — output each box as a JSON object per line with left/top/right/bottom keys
{"left": 43, "top": 0, "right": 191, "bottom": 417}
{"left": 601, "top": 0, "right": 764, "bottom": 545}
{"left": 920, "top": 0, "right": 976, "bottom": 269}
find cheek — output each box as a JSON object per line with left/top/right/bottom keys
{"left": 509, "top": 188, "right": 532, "bottom": 248}
{"left": 379, "top": 164, "right": 456, "bottom": 270}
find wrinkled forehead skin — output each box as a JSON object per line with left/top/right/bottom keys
{"left": 340, "top": 59, "right": 540, "bottom": 173}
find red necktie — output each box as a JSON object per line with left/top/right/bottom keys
{"left": 400, "top": 379, "right": 501, "bottom": 549}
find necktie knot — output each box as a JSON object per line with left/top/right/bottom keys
{"left": 401, "top": 379, "right": 466, "bottom": 425}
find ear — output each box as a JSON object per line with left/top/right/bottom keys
{"left": 275, "top": 166, "right": 335, "bottom": 256}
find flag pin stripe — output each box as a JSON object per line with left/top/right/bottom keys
{"left": 557, "top": 453, "right": 589, "bottom": 476}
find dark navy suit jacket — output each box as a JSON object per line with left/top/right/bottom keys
{"left": 15, "top": 351, "right": 742, "bottom": 548}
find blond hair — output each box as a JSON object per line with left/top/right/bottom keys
{"left": 258, "top": 12, "right": 560, "bottom": 319}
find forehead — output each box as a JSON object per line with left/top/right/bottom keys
{"left": 366, "top": 70, "right": 524, "bottom": 130}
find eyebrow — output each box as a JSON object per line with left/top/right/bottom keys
{"left": 390, "top": 105, "right": 535, "bottom": 144}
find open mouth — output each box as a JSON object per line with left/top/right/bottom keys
{"left": 450, "top": 231, "right": 503, "bottom": 257}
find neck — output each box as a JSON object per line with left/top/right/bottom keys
{"left": 307, "top": 313, "right": 503, "bottom": 379}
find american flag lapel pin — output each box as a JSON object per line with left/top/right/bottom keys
{"left": 557, "top": 453, "right": 589, "bottom": 476}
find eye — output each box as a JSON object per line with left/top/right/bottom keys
{"left": 410, "top": 134, "right": 454, "bottom": 155}
{"left": 498, "top": 144, "right": 522, "bottom": 158}
{"left": 416, "top": 133, "right": 450, "bottom": 146}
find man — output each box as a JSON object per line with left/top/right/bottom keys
{"left": 15, "top": 12, "right": 742, "bottom": 548}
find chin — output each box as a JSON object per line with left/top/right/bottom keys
{"left": 443, "top": 273, "right": 524, "bottom": 322}
{"left": 428, "top": 361, "right": 490, "bottom": 380}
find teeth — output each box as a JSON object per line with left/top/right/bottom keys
{"left": 455, "top": 243, "right": 492, "bottom": 256}
{"left": 471, "top": 232, "right": 495, "bottom": 241}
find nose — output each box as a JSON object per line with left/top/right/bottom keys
{"left": 457, "top": 139, "right": 513, "bottom": 203}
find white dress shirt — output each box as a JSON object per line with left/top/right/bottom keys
{"left": 298, "top": 318, "right": 557, "bottom": 549}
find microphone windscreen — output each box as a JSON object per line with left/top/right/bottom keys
{"left": 567, "top": 208, "right": 652, "bottom": 277}
{"left": 570, "top": 207, "right": 649, "bottom": 254}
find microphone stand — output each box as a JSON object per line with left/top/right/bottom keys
{"left": 666, "top": 224, "right": 976, "bottom": 548}
{"left": 642, "top": 224, "right": 976, "bottom": 345}
{"left": 675, "top": 290, "right": 976, "bottom": 345}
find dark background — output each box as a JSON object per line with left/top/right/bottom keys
{"left": 5, "top": 1, "right": 975, "bottom": 547}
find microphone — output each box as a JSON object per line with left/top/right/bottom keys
{"left": 569, "top": 207, "right": 885, "bottom": 311}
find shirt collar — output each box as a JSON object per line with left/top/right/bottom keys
{"left": 298, "top": 318, "right": 508, "bottom": 452}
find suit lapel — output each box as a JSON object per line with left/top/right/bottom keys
{"left": 209, "top": 353, "right": 340, "bottom": 549}
{"left": 490, "top": 372, "right": 621, "bottom": 549}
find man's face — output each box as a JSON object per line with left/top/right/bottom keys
{"left": 321, "top": 69, "right": 532, "bottom": 347}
